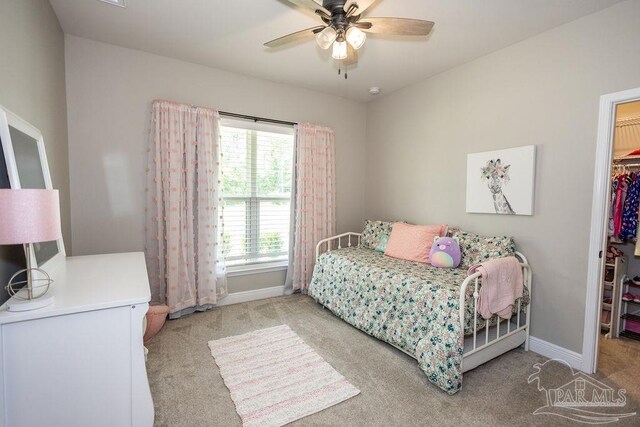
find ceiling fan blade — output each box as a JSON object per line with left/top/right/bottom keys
{"left": 284, "top": 0, "right": 330, "bottom": 16}
{"left": 344, "top": 43, "right": 358, "bottom": 66}
{"left": 264, "top": 26, "right": 324, "bottom": 48}
{"left": 344, "top": 0, "right": 378, "bottom": 16}
{"left": 358, "top": 18, "right": 434, "bottom": 36}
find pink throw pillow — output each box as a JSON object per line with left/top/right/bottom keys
{"left": 384, "top": 223, "right": 448, "bottom": 263}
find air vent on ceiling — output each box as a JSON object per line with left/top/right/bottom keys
{"left": 98, "top": 0, "right": 126, "bottom": 7}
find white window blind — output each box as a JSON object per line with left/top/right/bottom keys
{"left": 220, "top": 118, "right": 294, "bottom": 267}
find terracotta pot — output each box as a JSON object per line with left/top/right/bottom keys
{"left": 144, "top": 305, "right": 170, "bottom": 343}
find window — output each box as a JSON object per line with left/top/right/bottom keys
{"left": 220, "top": 118, "right": 294, "bottom": 268}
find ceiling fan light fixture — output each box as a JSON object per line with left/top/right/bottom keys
{"left": 346, "top": 27, "right": 366, "bottom": 50}
{"left": 264, "top": 0, "right": 436, "bottom": 74}
{"left": 332, "top": 41, "right": 348, "bottom": 60}
{"left": 316, "top": 26, "right": 337, "bottom": 50}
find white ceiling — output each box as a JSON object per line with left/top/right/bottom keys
{"left": 49, "top": 0, "right": 622, "bottom": 102}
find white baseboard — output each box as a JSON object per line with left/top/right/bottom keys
{"left": 529, "top": 336, "right": 583, "bottom": 371}
{"left": 218, "top": 286, "right": 285, "bottom": 306}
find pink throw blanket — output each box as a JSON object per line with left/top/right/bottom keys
{"left": 467, "top": 256, "right": 523, "bottom": 320}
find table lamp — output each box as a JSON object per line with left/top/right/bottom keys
{"left": 0, "top": 189, "right": 61, "bottom": 311}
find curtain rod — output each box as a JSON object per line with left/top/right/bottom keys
{"left": 153, "top": 100, "right": 296, "bottom": 127}
{"left": 219, "top": 111, "right": 297, "bottom": 127}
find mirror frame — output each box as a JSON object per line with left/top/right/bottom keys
{"left": 0, "top": 104, "right": 66, "bottom": 272}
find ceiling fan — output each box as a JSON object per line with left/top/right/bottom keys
{"left": 265, "top": 0, "right": 434, "bottom": 76}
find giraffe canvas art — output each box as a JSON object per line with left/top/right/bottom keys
{"left": 481, "top": 159, "right": 516, "bottom": 214}
{"left": 466, "top": 145, "right": 536, "bottom": 216}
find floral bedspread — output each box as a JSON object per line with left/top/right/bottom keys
{"left": 308, "top": 247, "right": 522, "bottom": 394}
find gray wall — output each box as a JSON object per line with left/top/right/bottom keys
{"left": 0, "top": 0, "right": 70, "bottom": 301}
{"left": 64, "top": 35, "right": 368, "bottom": 293}
{"left": 365, "top": 0, "right": 640, "bottom": 353}
{"left": 61, "top": 0, "right": 640, "bottom": 353}
{"left": 615, "top": 243, "right": 640, "bottom": 279}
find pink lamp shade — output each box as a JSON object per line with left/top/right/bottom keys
{"left": 0, "top": 189, "right": 62, "bottom": 244}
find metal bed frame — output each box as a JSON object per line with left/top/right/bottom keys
{"left": 315, "top": 232, "right": 532, "bottom": 373}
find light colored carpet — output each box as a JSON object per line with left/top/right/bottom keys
{"left": 208, "top": 324, "right": 360, "bottom": 426}
{"left": 146, "top": 295, "right": 640, "bottom": 426}
{"left": 598, "top": 334, "right": 640, "bottom": 400}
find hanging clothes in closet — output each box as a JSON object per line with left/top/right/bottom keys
{"left": 621, "top": 173, "right": 640, "bottom": 241}
{"left": 609, "top": 168, "right": 640, "bottom": 244}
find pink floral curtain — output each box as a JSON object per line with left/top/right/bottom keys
{"left": 290, "top": 123, "right": 336, "bottom": 292}
{"left": 145, "top": 100, "right": 227, "bottom": 318}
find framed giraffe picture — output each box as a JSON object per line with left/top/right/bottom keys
{"left": 466, "top": 145, "right": 536, "bottom": 216}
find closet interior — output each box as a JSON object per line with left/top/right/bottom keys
{"left": 598, "top": 100, "right": 640, "bottom": 371}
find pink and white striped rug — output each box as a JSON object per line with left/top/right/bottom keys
{"left": 208, "top": 324, "right": 360, "bottom": 427}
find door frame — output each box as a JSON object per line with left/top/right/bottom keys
{"left": 583, "top": 86, "right": 640, "bottom": 373}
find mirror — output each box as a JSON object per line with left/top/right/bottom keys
{"left": 0, "top": 134, "right": 9, "bottom": 189}
{"left": 9, "top": 125, "right": 60, "bottom": 265}
{"left": 10, "top": 126, "right": 47, "bottom": 188}
{"left": 0, "top": 105, "right": 65, "bottom": 272}
{"left": 0, "top": 134, "right": 28, "bottom": 306}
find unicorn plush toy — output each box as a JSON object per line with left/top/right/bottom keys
{"left": 429, "top": 236, "right": 461, "bottom": 268}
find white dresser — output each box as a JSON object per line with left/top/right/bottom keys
{"left": 0, "top": 252, "right": 154, "bottom": 427}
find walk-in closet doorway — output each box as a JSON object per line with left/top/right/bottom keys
{"left": 584, "top": 87, "right": 640, "bottom": 384}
